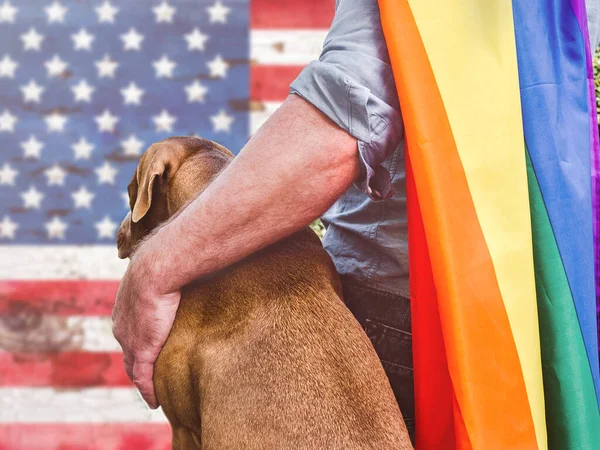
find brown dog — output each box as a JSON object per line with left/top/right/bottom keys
{"left": 117, "top": 136, "right": 413, "bottom": 449}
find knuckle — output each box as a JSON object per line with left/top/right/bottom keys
{"left": 131, "top": 365, "right": 145, "bottom": 383}
{"left": 112, "top": 325, "right": 122, "bottom": 341}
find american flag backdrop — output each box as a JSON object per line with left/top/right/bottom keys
{"left": 0, "top": 0, "right": 333, "bottom": 447}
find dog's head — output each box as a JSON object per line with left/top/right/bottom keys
{"left": 117, "top": 136, "right": 233, "bottom": 259}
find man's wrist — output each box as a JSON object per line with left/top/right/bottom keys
{"left": 129, "top": 236, "right": 167, "bottom": 294}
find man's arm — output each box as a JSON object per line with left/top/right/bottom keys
{"left": 140, "top": 94, "right": 359, "bottom": 292}
{"left": 113, "top": 94, "right": 360, "bottom": 408}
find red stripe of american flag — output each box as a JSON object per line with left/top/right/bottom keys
{"left": 251, "top": 0, "right": 335, "bottom": 28}
{"left": 251, "top": 66, "right": 304, "bottom": 102}
{"left": 0, "top": 281, "right": 117, "bottom": 316}
{"left": 0, "top": 352, "right": 130, "bottom": 387}
{"left": 0, "top": 424, "right": 173, "bottom": 450}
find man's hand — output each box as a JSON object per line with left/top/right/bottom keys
{"left": 112, "top": 252, "right": 181, "bottom": 409}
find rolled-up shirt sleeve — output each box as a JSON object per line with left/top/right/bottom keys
{"left": 289, "top": 0, "right": 403, "bottom": 201}
{"left": 588, "top": 0, "right": 600, "bottom": 51}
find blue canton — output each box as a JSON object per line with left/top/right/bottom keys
{"left": 0, "top": 0, "right": 249, "bottom": 243}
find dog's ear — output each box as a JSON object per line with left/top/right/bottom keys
{"left": 131, "top": 142, "right": 189, "bottom": 223}
{"left": 117, "top": 211, "right": 133, "bottom": 259}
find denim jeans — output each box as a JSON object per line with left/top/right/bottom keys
{"left": 340, "top": 275, "right": 415, "bottom": 443}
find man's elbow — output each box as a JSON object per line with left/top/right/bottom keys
{"left": 286, "top": 95, "right": 361, "bottom": 184}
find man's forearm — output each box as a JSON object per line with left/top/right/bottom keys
{"left": 135, "top": 94, "right": 360, "bottom": 293}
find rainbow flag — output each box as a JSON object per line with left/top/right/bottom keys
{"left": 377, "top": 0, "right": 600, "bottom": 448}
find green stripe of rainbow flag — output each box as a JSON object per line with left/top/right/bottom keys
{"left": 378, "top": 0, "right": 600, "bottom": 448}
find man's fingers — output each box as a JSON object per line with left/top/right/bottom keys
{"left": 123, "top": 354, "right": 134, "bottom": 381}
{"left": 132, "top": 361, "right": 158, "bottom": 409}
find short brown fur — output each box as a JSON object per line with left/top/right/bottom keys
{"left": 117, "top": 136, "right": 413, "bottom": 449}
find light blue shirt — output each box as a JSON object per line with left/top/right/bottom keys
{"left": 290, "top": 0, "right": 600, "bottom": 298}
